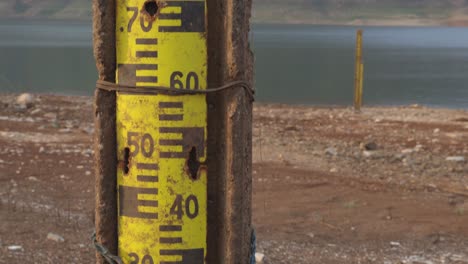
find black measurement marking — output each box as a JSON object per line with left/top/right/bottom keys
{"left": 158, "top": 1, "right": 205, "bottom": 33}
{"left": 117, "top": 64, "right": 158, "bottom": 86}
{"left": 159, "top": 102, "right": 183, "bottom": 108}
{"left": 136, "top": 76, "right": 158, "bottom": 83}
{"left": 159, "top": 139, "right": 183, "bottom": 145}
{"left": 159, "top": 114, "right": 183, "bottom": 121}
{"left": 159, "top": 249, "right": 204, "bottom": 264}
{"left": 137, "top": 175, "right": 159, "bottom": 182}
{"left": 136, "top": 38, "right": 158, "bottom": 45}
{"left": 160, "top": 237, "right": 182, "bottom": 244}
{"left": 136, "top": 51, "right": 158, "bottom": 58}
{"left": 136, "top": 64, "right": 158, "bottom": 70}
{"left": 138, "top": 200, "right": 158, "bottom": 207}
{"left": 159, "top": 225, "right": 182, "bottom": 232}
{"left": 159, "top": 127, "right": 205, "bottom": 159}
{"left": 136, "top": 163, "right": 159, "bottom": 171}
{"left": 119, "top": 186, "right": 158, "bottom": 219}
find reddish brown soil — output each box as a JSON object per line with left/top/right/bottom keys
{"left": 1, "top": 94, "right": 468, "bottom": 263}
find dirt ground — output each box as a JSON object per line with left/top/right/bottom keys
{"left": 1, "top": 94, "right": 468, "bottom": 264}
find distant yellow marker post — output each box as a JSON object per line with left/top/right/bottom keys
{"left": 354, "top": 29, "right": 363, "bottom": 112}
{"left": 115, "top": 0, "right": 207, "bottom": 263}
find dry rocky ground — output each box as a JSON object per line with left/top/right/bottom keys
{"left": 1, "top": 94, "right": 468, "bottom": 263}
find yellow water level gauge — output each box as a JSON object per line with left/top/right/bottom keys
{"left": 115, "top": 0, "right": 207, "bottom": 263}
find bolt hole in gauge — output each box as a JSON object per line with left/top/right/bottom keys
{"left": 115, "top": 0, "right": 207, "bottom": 263}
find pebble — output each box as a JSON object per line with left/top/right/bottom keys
{"left": 47, "top": 233, "right": 65, "bottom": 243}
{"left": 363, "top": 151, "right": 374, "bottom": 158}
{"left": 16, "top": 93, "right": 34, "bottom": 108}
{"left": 30, "top": 108, "right": 41, "bottom": 115}
{"left": 364, "top": 142, "right": 378, "bottom": 151}
{"left": 330, "top": 168, "right": 338, "bottom": 173}
{"left": 325, "top": 147, "right": 338, "bottom": 156}
{"left": 433, "top": 128, "right": 440, "bottom": 134}
{"left": 255, "top": 253, "right": 265, "bottom": 263}
{"left": 8, "top": 245, "right": 23, "bottom": 251}
{"left": 28, "top": 176, "right": 39, "bottom": 181}
{"left": 446, "top": 156, "right": 465, "bottom": 162}
{"left": 43, "top": 112, "right": 58, "bottom": 121}
{"left": 390, "top": 241, "right": 401, "bottom": 247}
{"left": 401, "top": 148, "right": 414, "bottom": 154}
{"left": 85, "top": 171, "right": 92, "bottom": 176}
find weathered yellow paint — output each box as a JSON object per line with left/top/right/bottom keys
{"left": 354, "top": 29, "right": 363, "bottom": 111}
{"left": 115, "top": 0, "right": 207, "bottom": 263}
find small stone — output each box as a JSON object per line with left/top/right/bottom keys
{"left": 401, "top": 149, "right": 414, "bottom": 154}
{"left": 43, "top": 112, "right": 57, "bottom": 120}
{"left": 446, "top": 156, "right": 465, "bottom": 162}
{"left": 47, "top": 233, "right": 65, "bottom": 243}
{"left": 38, "top": 147, "right": 45, "bottom": 153}
{"left": 325, "top": 147, "right": 338, "bottom": 156}
{"left": 390, "top": 241, "right": 401, "bottom": 247}
{"left": 85, "top": 171, "right": 92, "bottom": 176}
{"left": 255, "top": 253, "right": 265, "bottom": 263}
{"left": 16, "top": 93, "right": 34, "bottom": 108}
{"left": 8, "top": 245, "right": 23, "bottom": 251}
{"left": 307, "top": 232, "right": 315, "bottom": 238}
{"left": 363, "top": 151, "right": 374, "bottom": 158}
{"left": 30, "top": 108, "right": 41, "bottom": 115}
{"left": 364, "top": 142, "right": 378, "bottom": 151}
{"left": 28, "top": 176, "right": 38, "bottom": 181}
{"left": 433, "top": 128, "right": 440, "bottom": 134}
{"left": 76, "top": 165, "right": 84, "bottom": 169}
{"left": 330, "top": 168, "right": 338, "bottom": 173}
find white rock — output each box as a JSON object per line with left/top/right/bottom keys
{"left": 8, "top": 245, "right": 23, "bottom": 251}
{"left": 16, "top": 93, "right": 34, "bottom": 108}
{"left": 255, "top": 253, "right": 265, "bottom": 263}
{"left": 30, "top": 108, "right": 41, "bottom": 115}
{"left": 446, "top": 156, "right": 465, "bottom": 162}
{"left": 28, "top": 176, "right": 38, "bottom": 181}
{"left": 47, "top": 233, "right": 65, "bottom": 243}
{"left": 390, "top": 241, "right": 401, "bottom": 247}
{"left": 325, "top": 147, "right": 338, "bottom": 156}
{"left": 330, "top": 168, "right": 338, "bottom": 173}
{"left": 363, "top": 151, "right": 374, "bottom": 158}
{"left": 85, "top": 171, "right": 92, "bottom": 176}
{"left": 433, "top": 128, "right": 440, "bottom": 134}
{"left": 401, "top": 149, "right": 414, "bottom": 154}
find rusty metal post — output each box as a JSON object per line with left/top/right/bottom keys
{"left": 206, "top": 0, "right": 254, "bottom": 260}
{"left": 92, "top": 0, "right": 254, "bottom": 263}
{"left": 92, "top": 0, "right": 117, "bottom": 263}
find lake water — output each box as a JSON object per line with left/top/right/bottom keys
{"left": 1, "top": 20, "right": 468, "bottom": 108}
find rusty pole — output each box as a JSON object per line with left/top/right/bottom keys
{"left": 92, "top": 0, "right": 254, "bottom": 263}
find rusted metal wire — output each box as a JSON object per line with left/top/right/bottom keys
{"left": 96, "top": 80, "right": 255, "bottom": 101}
{"left": 91, "top": 231, "right": 123, "bottom": 264}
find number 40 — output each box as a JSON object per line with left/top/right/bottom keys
{"left": 170, "top": 195, "right": 199, "bottom": 219}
